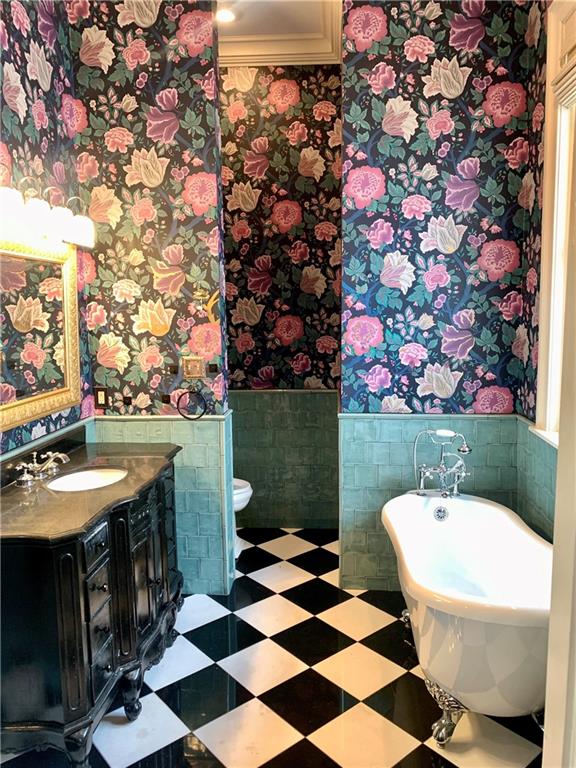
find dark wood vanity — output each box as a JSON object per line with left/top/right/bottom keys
{"left": 0, "top": 444, "right": 184, "bottom": 767}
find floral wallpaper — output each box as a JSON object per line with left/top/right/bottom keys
{"left": 220, "top": 66, "right": 341, "bottom": 389}
{"left": 0, "top": 0, "right": 93, "bottom": 454}
{"left": 341, "top": 0, "right": 546, "bottom": 416}
{"left": 72, "top": 0, "right": 227, "bottom": 415}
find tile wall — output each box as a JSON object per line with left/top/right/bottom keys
{"left": 229, "top": 392, "right": 339, "bottom": 528}
{"left": 517, "top": 418, "right": 557, "bottom": 541}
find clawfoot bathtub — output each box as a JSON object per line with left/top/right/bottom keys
{"left": 381, "top": 491, "right": 552, "bottom": 746}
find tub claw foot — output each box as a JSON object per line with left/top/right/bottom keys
{"left": 401, "top": 609, "right": 410, "bottom": 627}
{"left": 424, "top": 677, "right": 466, "bottom": 747}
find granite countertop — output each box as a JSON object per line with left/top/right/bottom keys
{"left": 0, "top": 443, "right": 181, "bottom": 542}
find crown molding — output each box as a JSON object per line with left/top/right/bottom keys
{"left": 218, "top": 1, "right": 341, "bottom": 67}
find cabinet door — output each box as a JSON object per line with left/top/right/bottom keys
{"left": 148, "top": 518, "right": 165, "bottom": 619}
{"left": 110, "top": 508, "right": 136, "bottom": 662}
{"left": 132, "top": 533, "right": 153, "bottom": 642}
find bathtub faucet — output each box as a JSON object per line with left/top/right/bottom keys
{"left": 414, "top": 429, "right": 472, "bottom": 496}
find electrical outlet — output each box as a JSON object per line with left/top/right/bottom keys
{"left": 168, "top": 365, "right": 179, "bottom": 375}
{"left": 182, "top": 355, "right": 206, "bottom": 380}
{"left": 123, "top": 395, "right": 132, "bottom": 405}
{"left": 207, "top": 363, "right": 219, "bottom": 375}
{"left": 94, "top": 387, "right": 108, "bottom": 408}
{"left": 161, "top": 394, "right": 171, "bottom": 404}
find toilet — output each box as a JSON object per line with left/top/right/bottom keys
{"left": 233, "top": 478, "right": 253, "bottom": 557}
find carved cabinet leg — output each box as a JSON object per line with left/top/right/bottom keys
{"left": 64, "top": 726, "right": 92, "bottom": 768}
{"left": 121, "top": 666, "right": 144, "bottom": 722}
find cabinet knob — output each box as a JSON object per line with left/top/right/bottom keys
{"left": 95, "top": 541, "right": 106, "bottom": 550}
{"left": 148, "top": 577, "right": 162, "bottom": 587}
{"left": 92, "top": 583, "right": 109, "bottom": 592}
{"left": 100, "top": 664, "right": 113, "bottom": 673}
{"left": 95, "top": 624, "right": 110, "bottom": 633}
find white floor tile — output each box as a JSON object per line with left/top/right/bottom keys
{"left": 410, "top": 665, "right": 426, "bottom": 680}
{"left": 93, "top": 693, "right": 190, "bottom": 768}
{"left": 194, "top": 699, "right": 301, "bottom": 768}
{"left": 175, "top": 594, "right": 230, "bottom": 633}
{"left": 322, "top": 540, "right": 340, "bottom": 555}
{"left": 218, "top": 638, "right": 307, "bottom": 696}
{"left": 236, "top": 537, "right": 255, "bottom": 553}
{"left": 425, "top": 712, "right": 542, "bottom": 768}
{"left": 0, "top": 752, "right": 23, "bottom": 764}
{"left": 318, "top": 597, "right": 396, "bottom": 640}
{"left": 144, "top": 635, "right": 213, "bottom": 691}
{"left": 313, "top": 643, "right": 405, "bottom": 699}
{"left": 309, "top": 703, "right": 419, "bottom": 767}
{"left": 282, "top": 527, "right": 302, "bottom": 533}
{"left": 320, "top": 569, "right": 367, "bottom": 595}
{"left": 236, "top": 594, "right": 312, "bottom": 636}
{"left": 259, "top": 534, "right": 316, "bottom": 559}
{"left": 248, "top": 561, "right": 314, "bottom": 593}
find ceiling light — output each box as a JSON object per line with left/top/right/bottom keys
{"left": 216, "top": 8, "right": 235, "bottom": 23}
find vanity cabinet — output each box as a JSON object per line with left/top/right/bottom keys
{"left": 1, "top": 459, "right": 183, "bottom": 768}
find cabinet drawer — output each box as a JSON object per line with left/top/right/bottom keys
{"left": 91, "top": 638, "right": 114, "bottom": 703}
{"left": 84, "top": 523, "right": 109, "bottom": 572}
{"left": 130, "top": 486, "right": 158, "bottom": 531}
{"left": 89, "top": 598, "right": 112, "bottom": 660}
{"left": 86, "top": 560, "right": 111, "bottom": 618}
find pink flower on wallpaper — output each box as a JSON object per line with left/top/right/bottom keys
{"left": 209, "top": 373, "right": 225, "bottom": 402}
{"left": 482, "top": 82, "right": 526, "bottom": 127}
{"left": 231, "top": 220, "right": 251, "bottom": 242}
{"left": 313, "top": 101, "right": 337, "bottom": 121}
{"left": 11, "top": 0, "right": 30, "bottom": 35}
{"left": 182, "top": 172, "right": 218, "bottom": 216}
{"left": 65, "top": 0, "right": 89, "bottom": 24}
{"left": 462, "top": 0, "right": 486, "bottom": 16}
{"left": 32, "top": 99, "right": 49, "bottom": 130}
{"left": 365, "top": 219, "right": 394, "bottom": 249}
{"left": 315, "top": 222, "right": 338, "bottom": 241}
{"left": 424, "top": 263, "right": 451, "bottom": 292}
{"left": 86, "top": 302, "right": 107, "bottom": 331}
{"left": 478, "top": 239, "right": 520, "bottom": 280}
{"left": 227, "top": 100, "right": 248, "bottom": 123}
{"left": 122, "top": 38, "right": 150, "bottom": 70}
{"left": 60, "top": 94, "right": 88, "bottom": 138}
{"left": 449, "top": 14, "right": 485, "bottom": 51}
{"left": 288, "top": 241, "right": 310, "bottom": 264}
{"left": 251, "top": 136, "right": 269, "bottom": 154}
{"left": 501, "top": 137, "right": 529, "bottom": 168}
{"left": 202, "top": 226, "right": 220, "bottom": 257}
{"left": 188, "top": 322, "right": 222, "bottom": 361}
{"left": 532, "top": 102, "right": 544, "bottom": 131}
{"left": 473, "top": 385, "right": 514, "bottom": 413}
{"left": 445, "top": 174, "right": 479, "bottom": 212}
{"left": 176, "top": 11, "right": 213, "bottom": 57}
{"left": 401, "top": 194, "right": 431, "bottom": 220}
{"left": 243, "top": 150, "right": 269, "bottom": 179}
{"left": 499, "top": 291, "right": 524, "bottom": 320}
{"left": 273, "top": 315, "right": 305, "bottom": 345}
{"left": 364, "top": 364, "right": 392, "bottom": 392}
{"left": 156, "top": 88, "right": 178, "bottom": 111}
{"left": 525, "top": 267, "right": 538, "bottom": 293}
{"left": 104, "top": 127, "right": 134, "bottom": 153}
{"left": 404, "top": 35, "right": 435, "bottom": 63}
{"left": 271, "top": 200, "right": 302, "bottom": 233}
{"left": 456, "top": 157, "right": 480, "bottom": 179}
{"left": 441, "top": 309, "right": 476, "bottom": 360}
{"left": 362, "top": 62, "right": 396, "bottom": 95}
{"left": 162, "top": 244, "right": 184, "bottom": 265}
{"left": 291, "top": 353, "right": 312, "bottom": 375}
{"left": 344, "top": 4, "right": 387, "bottom": 52}
{"left": 343, "top": 315, "right": 384, "bottom": 356}
{"left": 398, "top": 343, "right": 428, "bottom": 368}
{"left": 316, "top": 335, "right": 339, "bottom": 353}
{"left": 198, "top": 68, "right": 216, "bottom": 101}
{"left": 21, "top": 341, "right": 46, "bottom": 370}
{"left": 247, "top": 255, "right": 273, "bottom": 296}
{"left": 77, "top": 251, "right": 96, "bottom": 291}
{"left": 512, "top": 324, "right": 529, "bottom": 364}
{"left": 285, "top": 121, "right": 308, "bottom": 145}
{"left": 268, "top": 79, "right": 301, "bottom": 114}
{"left": 344, "top": 166, "right": 386, "bottom": 209}
{"left": 380, "top": 251, "right": 416, "bottom": 294}
{"left": 251, "top": 366, "right": 276, "bottom": 389}
{"left": 146, "top": 105, "right": 180, "bottom": 143}
{"left": 235, "top": 332, "right": 255, "bottom": 353}
{"left": 0, "top": 141, "right": 12, "bottom": 186}
{"left": 518, "top": 171, "right": 535, "bottom": 212}
{"left": 81, "top": 394, "right": 95, "bottom": 419}
{"left": 426, "top": 110, "right": 454, "bottom": 140}
{"left": 76, "top": 152, "right": 99, "bottom": 182}
{"left": 0, "top": 383, "right": 17, "bottom": 404}
{"left": 130, "top": 197, "right": 157, "bottom": 226}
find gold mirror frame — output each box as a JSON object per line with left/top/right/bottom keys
{"left": 0, "top": 241, "right": 81, "bottom": 431}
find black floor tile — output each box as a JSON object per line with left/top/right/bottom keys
{"left": 293, "top": 529, "right": 339, "bottom": 547}
{"left": 361, "top": 621, "right": 419, "bottom": 669}
{"left": 260, "top": 738, "right": 341, "bottom": 767}
{"left": 260, "top": 669, "right": 357, "bottom": 736}
{"left": 272, "top": 616, "right": 355, "bottom": 665}
{"left": 281, "top": 578, "right": 352, "bottom": 614}
{"left": 210, "top": 576, "right": 275, "bottom": 611}
{"left": 126, "top": 735, "right": 226, "bottom": 767}
{"left": 156, "top": 664, "right": 253, "bottom": 730}
{"left": 236, "top": 547, "right": 282, "bottom": 574}
{"left": 358, "top": 590, "right": 407, "bottom": 618}
{"left": 237, "top": 528, "right": 287, "bottom": 545}
{"left": 392, "top": 744, "right": 459, "bottom": 768}
{"left": 365, "top": 673, "right": 442, "bottom": 742}
{"left": 288, "top": 549, "right": 339, "bottom": 576}
{"left": 183, "top": 615, "right": 266, "bottom": 662}
{"left": 490, "top": 713, "right": 544, "bottom": 747}
{"left": 3, "top": 749, "right": 91, "bottom": 768}
{"left": 526, "top": 754, "right": 543, "bottom": 768}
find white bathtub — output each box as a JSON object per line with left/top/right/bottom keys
{"left": 381, "top": 491, "right": 552, "bottom": 717}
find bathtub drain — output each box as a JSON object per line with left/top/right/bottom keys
{"left": 434, "top": 506, "right": 448, "bottom": 521}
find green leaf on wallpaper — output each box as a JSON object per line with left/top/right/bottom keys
{"left": 68, "top": 28, "right": 82, "bottom": 52}
{"left": 289, "top": 148, "right": 300, "bottom": 168}
{"left": 368, "top": 394, "right": 383, "bottom": 412}
{"left": 76, "top": 65, "right": 104, "bottom": 91}
{"left": 481, "top": 177, "right": 505, "bottom": 204}
{"left": 410, "top": 132, "right": 435, "bottom": 156}
{"left": 514, "top": 9, "right": 528, "bottom": 34}
{"left": 125, "top": 365, "right": 147, "bottom": 386}
{"left": 486, "top": 16, "right": 512, "bottom": 44}
{"left": 347, "top": 399, "right": 363, "bottom": 413}
{"left": 502, "top": 323, "right": 516, "bottom": 346}
{"left": 349, "top": 102, "right": 368, "bottom": 126}
{"left": 369, "top": 251, "right": 384, "bottom": 275}
{"left": 513, "top": 208, "right": 529, "bottom": 231}
{"left": 520, "top": 47, "right": 535, "bottom": 70}
{"left": 384, "top": 329, "right": 403, "bottom": 350}
{"left": 498, "top": 45, "right": 512, "bottom": 59}
{"left": 375, "top": 287, "right": 402, "bottom": 310}
{"left": 409, "top": 283, "right": 430, "bottom": 307}
{"left": 478, "top": 328, "right": 499, "bottom": 352}
{"left": 295, "top": 176, "right": 315, "bottom": 194}
{"left": 387, "top": 181, "right": 406, "bottom": 203}
{"left": 389, "top": 21, "right": 409, "bottom": 42}
{"left": 370, "top": 98, "right": 385, "bottom": 123}
{"left": 182, "top": 108, "right": 205, "bottom": 137}
{"left": 507, "top": 358, "right": 525, "bottom": 381}
{"left": 348, "top": 256, "right": 367, "bottom": 280}
{"left": 2, "top": 107, "right": 22, "bottom": 142}
{"left": 210, "top": 259, "right": 220, "bottom": 285}
{"left": 271, "top": 151, "right": 288, "bottom": 173}
{"left": 377, "top": 135, "right": 405, "bottom": 160}
{"left": 108, "top": 65, "right": 131, "bottom": 88}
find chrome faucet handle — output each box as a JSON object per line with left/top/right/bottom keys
{"left": 15, "top": 464, "right": 36, "bottom": 488}
{"left": 38, "top": 451, "right": 70, "bottom": 476}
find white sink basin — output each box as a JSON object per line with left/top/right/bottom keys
{"left": 46, "top": 467, "right": 128, "bottom": 492}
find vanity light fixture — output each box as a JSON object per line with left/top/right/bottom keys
{"left": 216, "top": 7, "right": 236, "bottom": 23}
{"left": 0, "top": 186, "right": 25, "bottom": 243}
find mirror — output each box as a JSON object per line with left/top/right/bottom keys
{"left": 0, "top": 243, "right": 81, "bottom": 431}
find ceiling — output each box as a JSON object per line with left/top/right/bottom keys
{"left": 217, "top": 0, "right": 342, "bottom": 67}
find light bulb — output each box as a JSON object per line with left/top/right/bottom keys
{"left": 216, "top": 8, "right": 235, "bottom": 22}
{"left": 69, "top": 214, "right": 95, "bottom": 248}
{"left": 0, "top": 186, "right": 25, "bottom": 243}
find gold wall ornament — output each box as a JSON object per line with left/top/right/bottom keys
{"left": 0, "top": 241, "right": 81, "bottom": 432}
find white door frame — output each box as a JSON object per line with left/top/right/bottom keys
{"left": 541, "top": 2, "right": 576, "bottom": 766}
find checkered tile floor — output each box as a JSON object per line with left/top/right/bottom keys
{"left": 2, "top": 529, "right": 544, "bottom": 768}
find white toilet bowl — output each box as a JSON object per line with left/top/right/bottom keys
{"left": 233, "top": 478, "right": 253, "bottom": 558}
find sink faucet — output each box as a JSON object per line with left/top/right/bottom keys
{"left": 15, "top": 451, "right": 70, "bottom": 486}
